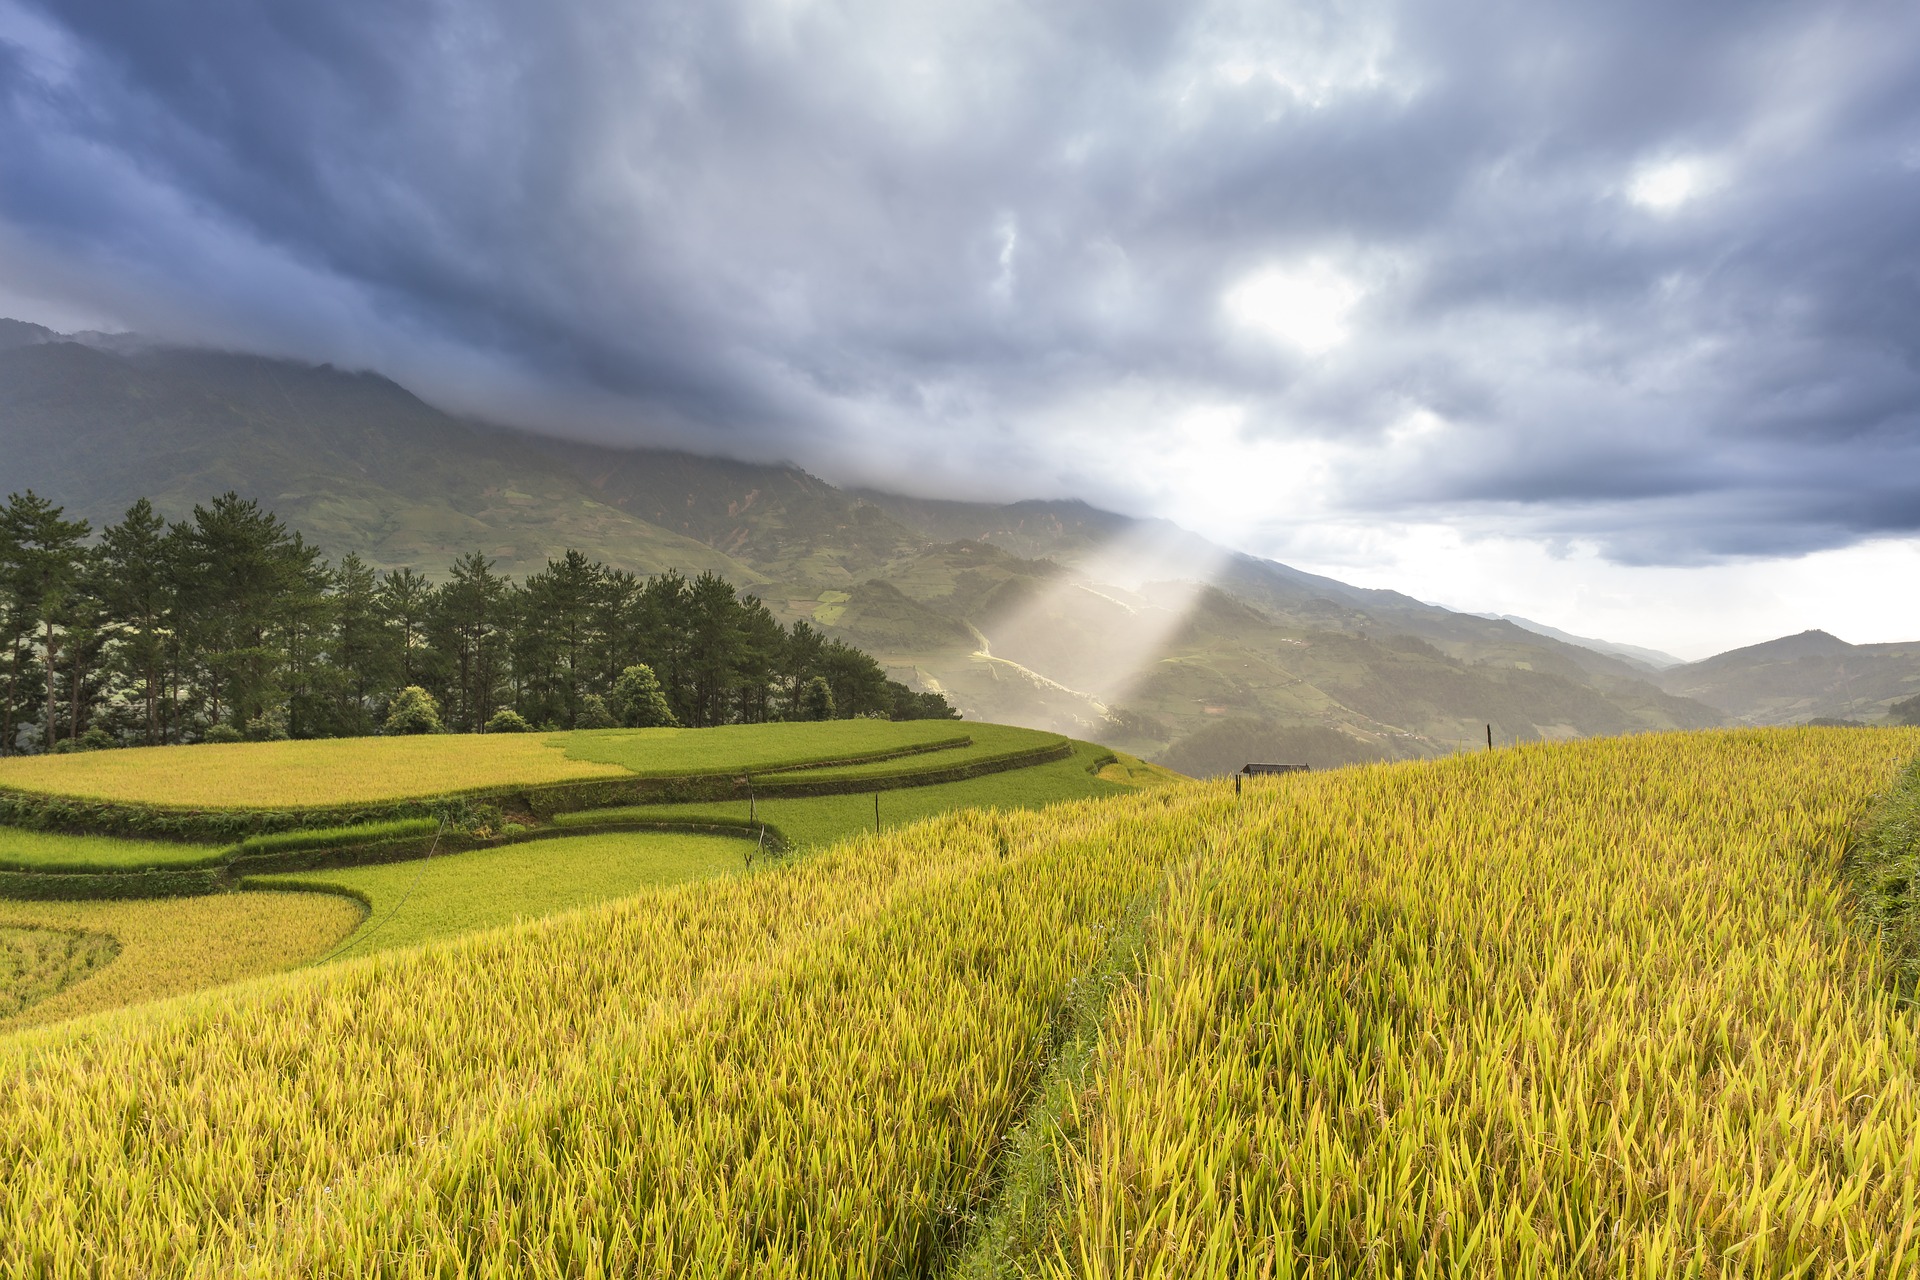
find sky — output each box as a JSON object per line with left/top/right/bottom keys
{"left": 2, "top": 0, "right": 1918, "bottom": 659}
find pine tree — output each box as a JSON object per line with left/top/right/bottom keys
{"left": 0, "top": 491, "right": 91, "bottom": 751}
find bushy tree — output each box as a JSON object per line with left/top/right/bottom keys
{"left": 576, "top": 692, "right": 617, "bottom": 729}
{"left": 1893, "top": 693, "right": 1920, "bottom": 727}
{"left": 891, "top": 684, "right": 961, "bottom": 721}
{"left": 611, "top": 663, "right": 677, "bottom": 728}
{"left": 485, "top": 708, "right": 532, "bottom": 733}
{"left": 384, "top": 685, "right": 443, "bottom": 735}
{"left": 800, "top": 675, "right": 835, "bottom": 722}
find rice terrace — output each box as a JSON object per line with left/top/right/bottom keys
{"left": 7, "top": 0, "right": 1920, "bottom": 1270}
{"left": 2, "top": 721, "right": 1919, "bottom": 1274}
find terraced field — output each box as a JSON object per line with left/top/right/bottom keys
{"left": 1, "top": 727, "right": 1915, "bottom": 1274}
{"left": 256, "top": 831, "right": 755, "bottom": 957}
{"left": 554, "top": 739, "right": 1165, "bottom": 849}
{"left": 0, "top": 720, "right": 1152, "bottom": 1029}
{"left": 0, "top": 734, "right": 629, "bottom": 808}
{"left": 0, "top": 723, "right": 1042, "bottom": 811}
{"left": 0, "top": 893, "right": 362, "bottom": 1032}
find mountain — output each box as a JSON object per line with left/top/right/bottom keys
{"left": 0, "top": 325, "right": 1729, "bottom": 769}
{"left": 0, "top": 319, "right": 56, "bottom": 350}
{"left": 1656, "top": 630, "right": 1920, "bottom": 724}
{"left": 1478, "top": 614, "right": 1685, "bottom": 671}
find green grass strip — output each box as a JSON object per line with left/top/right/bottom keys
{"left": 944, "top": 891, "right": 1158, "bottom": 1279}
{"left": 552, "top": 741, "right": 1125, "bottom": 850}
{"left": 558, "top": 721, "right": 974, "bottom": 777}
{"left": 762, "top": 725, "right": 1065, "bottom": 783}
{"left": 1844, "top": 753, "right": 1920, "bottom": 995}
{"left": 236, "top": 818, "right": 442, "bottom": 857}
{"left": 0, "top": 828, "right": 233, "bottom": 873}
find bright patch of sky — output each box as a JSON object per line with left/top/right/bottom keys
{"left": 1629, "top": 158, "right": 1713, "bottom": 212}
{"left": 1223, "top": 261, "right": 1362, "bottom": 356}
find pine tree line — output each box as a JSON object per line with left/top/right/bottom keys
{"left": 0, "top": 490, "right": 956, "bottom": 753}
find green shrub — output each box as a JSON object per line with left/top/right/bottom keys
{"left": 202, "top": 724, "right": 244, "bottom": 744}
{"left": 245, "top": 709, "right": 290, "bottom": 742}
{"left": 1893, "top": 694, "right": 1920, "bottom": 727}
{"left": 485, "top": 708, "right": 533, "bottom": 734}
{"left": 384, "top": 686, "right": 443, "bottom": 735}
{"left": 49, "top": 728, "right": 118, "bottom": 755}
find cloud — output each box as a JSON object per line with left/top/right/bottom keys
{"left": 2, "top": 0, "right": 1918, "bottom": 570}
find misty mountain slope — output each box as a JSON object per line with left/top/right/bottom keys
{"left": 536, "top": 439, "right": 930, "bottom": 584}
{"left": 1486, "top": 614, "right": 1685, "bottom": 670}
{"left": 0, "top": 326, "right": 1732, "bottom": 764}
{"left": 852, "top": 491, "right": 1159, "bottom": 563}
{"left": 0, "top": 341, "right": 759, "bottom": 582}
{"left": 1658, "top": 630, "right": 1920, "bottom": 723}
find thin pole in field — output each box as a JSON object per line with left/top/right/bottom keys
{"left": 1486, "top": 723, "right": 1493, "bottom": 752}
{"left": 874, "top": 790, "right": 880, "bottom": 833}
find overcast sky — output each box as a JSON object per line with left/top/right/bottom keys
{"left": 3, "top": 0, "right": 1918, "bottom": 658}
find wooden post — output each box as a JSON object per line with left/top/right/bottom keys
{"left": 874, "top": 791, "right": 880, "bottom": 833}
{"left": 1235, "top": 772, "right": 1242, "bottom": 797}
{"left": 1486, "top": 723, "right": 1493, "bottom": 752}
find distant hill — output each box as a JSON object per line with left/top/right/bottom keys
{"left": 1657, "top": 630, "right": 1920, "bottom": 724}
{"left": 0, "top": 324, "right": 1729, "bottom": 767}
{"left": 1478, "top": 614, "right": 1685, "bottom": 671}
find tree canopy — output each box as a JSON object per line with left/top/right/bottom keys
{"left": 0, "top": 490, "right": 957, "bottom": 752}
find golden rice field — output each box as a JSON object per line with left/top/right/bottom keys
{"left": 0, "top": 735, "right": 626, "bottom": 808}
{"left": 0, "top": 925, "right": 116, "bottom": 1021}
{"left": 0, "top": 721, "right": 1038, "bottom": 809}
{"left": 0, "top": 893, "right": 362, "bottom": 1032}
{"left": 0, "top": 727, "right": 1915, "bottom": 1275}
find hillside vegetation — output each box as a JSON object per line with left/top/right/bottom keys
{"left": 1657, "top": 629, "right": 1920, "bottom": 725}
{"left": 0, "top": 332, "right": 1731, "bottom": 765}
{"left": 2, "top": 727, "right": 1915, "bottom": 1274}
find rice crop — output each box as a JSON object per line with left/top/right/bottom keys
{"left": 0, "top": 722, "right": 999, "bottom": 812}
{"left": 552, "top": 739, "right": 1131, "bottom": 848}
{"left": 254, "top": 830, "right": 753, "bottom": 957}
{"left": 1015, "top": 728, "right": 1920, "bottom": 1277}
{"left": 0, "top": 925, "right": 117, "bottom": 1020}
{"left": 758, "top": 723, "right": 1064, "bottom": 782}
{"left": 0, "top": 893, "right": 362, "bottom": 1033}
{"left": 0, "top": 727, "right": 1914, "bottom": 1275}
{"left": 0, "top": 736, "right": 625, "bottom": 808}
{"left": 0, "top": 802, "right": 1165, "bottom": 1275}
{"left": 0, "top": 828, "right": 231, "bottom": 872}
{"left": 559, "top": 718, "right": 973, "bottom": 775}
{"left": 236, "top": 817, "right": 441, "bottom": 857}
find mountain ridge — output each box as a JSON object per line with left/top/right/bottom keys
{"left": 0, "top": 323, "right": 1746, "bottom": 767}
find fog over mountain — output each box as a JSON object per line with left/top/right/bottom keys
{"left": 3, "top": 0, "right": 1919, "bottom": 655}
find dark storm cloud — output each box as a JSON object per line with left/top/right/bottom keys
{"left": 2, "top": 0, "right": 1918, "bottom": 563}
